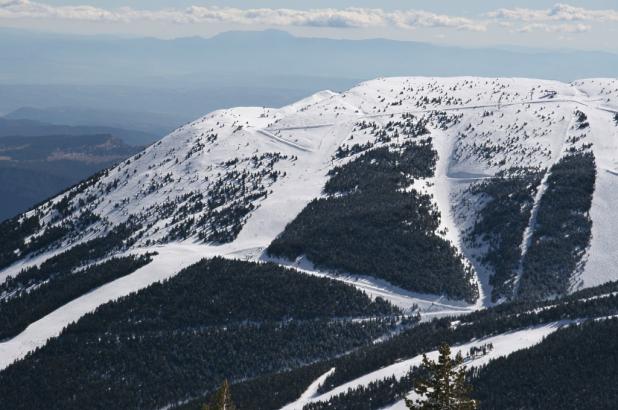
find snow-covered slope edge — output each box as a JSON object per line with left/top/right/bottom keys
{"left": 284, "top": 320, "right": 573, "bottom": 410}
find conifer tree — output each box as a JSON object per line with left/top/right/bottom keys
{"left": 202, "top": 380, "right": 237, "bottom": 410}
{"left": 405, "top": 343, "right": 477, "bottom": 410}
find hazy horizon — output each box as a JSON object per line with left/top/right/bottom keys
{"left": 2, "top": 1, "right": 618, "bottom": 52}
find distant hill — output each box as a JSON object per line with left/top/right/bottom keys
{"left": 5, "top": 106, "right": 182, "bottom": 138}
{"left": 0, "top": 106, "right": 169, "bottom": 221}
{"left": 0, "top": 133, "right": 140, "bottom": 221}
{"left": 0, "top": 117, "right": 158, "bottom": 146}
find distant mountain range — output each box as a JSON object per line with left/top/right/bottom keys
{"left": 3, "top": 28, "right": 618, "bottom": 85}
{"left": 1, "top": 28, "right": 618, "bottom": 125}
{"left": 0, "top": 117, "right": 157, "bottom": 146}
{"left": 4, "top": 107, "right": 181, "bottom": 138}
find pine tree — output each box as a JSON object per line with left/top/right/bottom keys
{"left": 202, "top": 380, "right": 237, "bottom": 410}
{"left": 405, "top": 343, "right": 477, "bottom": 410}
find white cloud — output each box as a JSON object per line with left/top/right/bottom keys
{"left": 392, "top": 10, "right": 485, "bottom": 32}
{"left": 488, "top": 3, "right": 618, "bottom": 23}
{"left": 183, "top": 6, "right": 389, "bottom": 28}
{"left": 516, "top": 23, "right": 591, "bottom": 33}
{"left": 486, "top": 3, "right": 615, "bottom": 35}
{"left": 0, "top": 0, "right": 125, "bottom": 21}
{"left": 0, "top": 1, "right": 487, "bottom": 31}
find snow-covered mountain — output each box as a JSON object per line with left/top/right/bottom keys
{"left": 1, "top": 77, "right": 618, "bottom": 403}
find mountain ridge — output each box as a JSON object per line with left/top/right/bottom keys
{"left": 1, "top": 75, "right": 617, "bottom": 371}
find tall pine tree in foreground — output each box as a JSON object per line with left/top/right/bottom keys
{"left": 406, "top": 343, "right": 477, "bottom": 410}
{"left": 202, "top": 380, "right": 237, "bottom": 410}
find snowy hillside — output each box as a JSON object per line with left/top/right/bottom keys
{"left": 1, "top": 76, "right": 618, "bottom": 371}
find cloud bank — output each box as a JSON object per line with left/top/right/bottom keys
{"left": 0, "top": 1, "right": 486, "bottom": 31}
{"left": 0, "top": 2, "right": 616, "bottom": 35}
{"left": 485, "top": 3, "right": 618, "bottom": 33}
{"left": 488, "top": 3, "right": 618, "bottom": 23}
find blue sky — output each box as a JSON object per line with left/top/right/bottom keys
{"left": 2, "top": 1, "right": 618, "bottom": 51}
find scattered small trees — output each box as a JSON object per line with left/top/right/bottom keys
{"left": 406, "top": 343, "right": 477, "bottom": 410}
